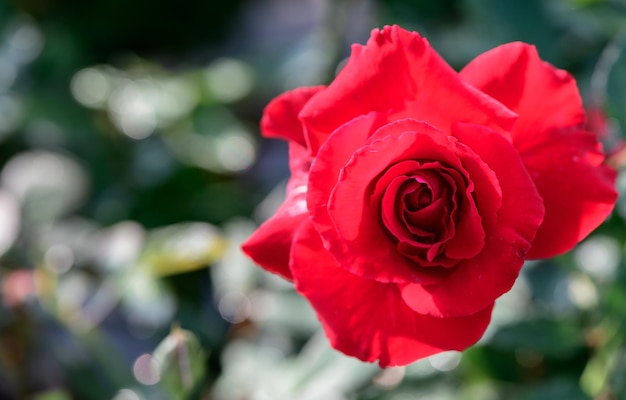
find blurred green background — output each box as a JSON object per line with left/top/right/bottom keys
{"left": 1, "top": 0, "right": 626, "bottom": 399}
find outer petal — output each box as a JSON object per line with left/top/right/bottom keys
{"left": 299, "top": 25, "right": 517, "bottom": 155}
{"left": 261, "top": 86, "right": 325, "bottom": 147}
{"left": 307, "top": 112, "right": 386, "bottom": 249}
{"left": 290, "top": 220, "right": 494, "bottom": 367}
{"left": 460, "top": 43, "right": 585, "bottom": 136}
{"left": 400, "top": 123, "right": 544, "bottom": 317}
{"left": 461, "top": 43, "right": 617, "bottom": 258}
{"left": 241, "top": 143, "right": 310, "bottom": 280}
{"left": 519, "top": 128, "right": 616, "bottom": 258}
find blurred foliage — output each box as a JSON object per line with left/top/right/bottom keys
{"left": 0, "top": 0, "right": 625, "bottom": 399}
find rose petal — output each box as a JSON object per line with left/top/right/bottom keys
{"left": 379, "top": 163, "right": 485, "bottom": 266}
{"left": 307, "top": 112, "right": 385, "bottom": 245}
{"left": 373, "top": 162, "right": 453, "bottom": 248}
{"left": 290, "top": 220, "right": 494, "bottom": 367}
{"left": 261, "top": 86, "right": 326, "bottom": 147}
{"left": 460, "top": 42, "right": 585, "bottom": 137}
{"left": 381, "top": 175, "right": 418, "bottom": 241}
{"left": 404, "top": 197, "right": 448, "bottom": 241}
{"left": 520, "top": 128, "right": 617, "bottom": 258}
{"left": 299, "top": 25, "right": 517, "bottom": 155}
{"left": 400, "top": 123, "right": 544, "bottom": 317}
{"left": 241, "top": 202, "right": 304, "bottom": 280}
{"left": 322, "top": 119, "right": 498, "bottom": 284}
{"left": 424, "top": 166, "right": 485, "bottom": 261}
{"left": 380, "top": 166, "right": 449, "bottom": 242}
{"left": 461, "top": 43, "right": 617, "bottom": 258}
{"left": 241, "top": 143, "right": 311, "bottom": 280}
{"left": 326, "top": 123, "right": 460, "bottom": 283}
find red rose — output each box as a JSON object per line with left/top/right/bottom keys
{"left": 242, "top": 25, "right": 617, "bottom": 367}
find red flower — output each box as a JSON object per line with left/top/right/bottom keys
{"left": 242, "top": 26, "right": 617, "bottom": 367}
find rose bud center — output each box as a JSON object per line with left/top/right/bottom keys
{"left": 404, "top": 182, "right": 433, "bottom": 211}
{"left": 379, "top": 160, "right": 483, "bottom": 269}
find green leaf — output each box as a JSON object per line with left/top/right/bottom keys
{"left": 520, "top": 378, "right": 590, "bottom": 400}
{"left": 31, "top": 390, "right": 73, "bottom": 400}
{"left": 141, "top": 222, "right": 227, "bottom": 277}
{"left": 489, "top": 318, "right": 585, "bottom": 357}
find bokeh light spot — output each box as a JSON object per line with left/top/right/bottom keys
{"left": 567, "top": 273, "right": 599, "bottom": 309}
{"left": 574, "top": 235, "right": 620, "bottom": 282}
{"left": 2, "top": 270, "right": 36, "bottom": 307}
{"left": 0, "top": 190, "right": 19, "bottom": 256}
{"left": 218, "top": 291, "right": 252, "bottom": 323}
{"left": 113, "top": 389, "right": 142, "bottom": 400}
{"left": 133, "top": 353, "right": 160, "bottom": 385}
{"left": 108, "top": 80, "right": 157, "bottom": 140}
{"left": 428, "top": 351, "right": 462, "bottom": 372}
{"left": 6, "top": 17, "right": 44, "bottom": 63}
{"left": 215, "top": 131, "right": 256, "bottom": 172}
{"left": 205, "top": 58, "right": 254, "bottom": 103}
{"left": 1, "top": 150, "right": 88, "bottom": 221}
{"left": 44, "top": 244, "right": 74, "bottom": 274}
{"left": 373, "top": 367, "right": 405, "bottom": 388}
{"left": 155, "top": 78, "right": 197, "bottom": 123}
{"left": 71, "top": 67, "right": 112, "bottom": 108}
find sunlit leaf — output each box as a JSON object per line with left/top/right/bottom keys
{"left": 31, "top": 389, "right": 73, "bottom": 400}
{"left": 520, "top": 378, "right": 590, "bottom": 400}
{"left": 489, "top": 318, "right": 586, "bottom": 357}
{"left": 141, "top": 222, "right": 227, "bottom": 276}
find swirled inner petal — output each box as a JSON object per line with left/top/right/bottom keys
{"left": 326, "top": 121, "right": 492, "bottom": 283}
{"left": 400, "top": 123, "right": 544, "bottom": 317}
